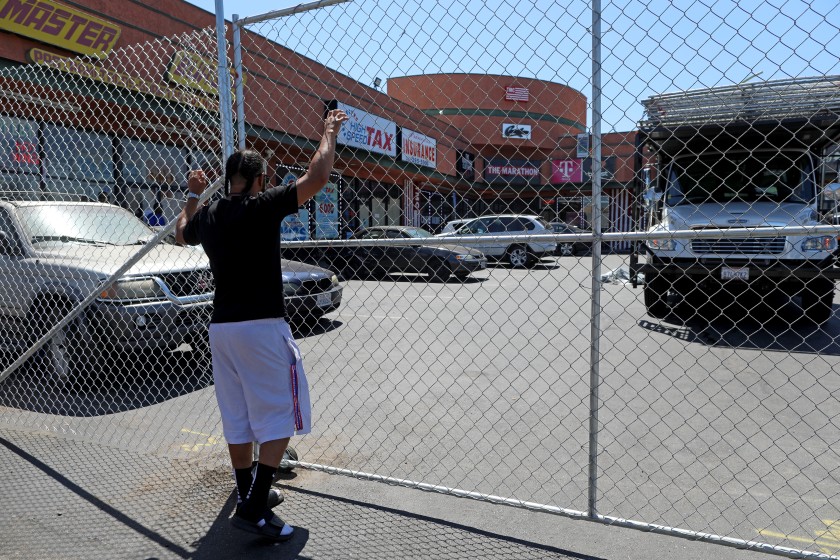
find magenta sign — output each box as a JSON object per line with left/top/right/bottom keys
{"left": 551, "top": 159, "right": 582, "bottom": 183}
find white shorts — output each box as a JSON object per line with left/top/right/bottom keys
{"left": 209, "top": 318, "right": 311, "bottom": 444}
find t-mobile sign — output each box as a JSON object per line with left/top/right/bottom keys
{"left": 551, "top": 159, "right": 582, "bottom": 183}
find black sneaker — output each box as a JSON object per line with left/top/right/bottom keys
{"left": 231, "top": 512, "right": 294, "bottom": 542}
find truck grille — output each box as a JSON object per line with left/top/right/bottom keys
{"left": 690, "top": 237, "right": 785, "bottom": 255}
{"left": 159, "top": 269, "right": 215, "bottom": 297}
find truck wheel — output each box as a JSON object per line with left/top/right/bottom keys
{"left": 643, "top": 273, "right": 669, "bottom": 319}
{"left": 28, "top": 302, "right": 88, "bottom": 389}
{"left": 801, "top": 278, "right": 835, "bottom": 324}
{"left": 507, "top": 245, "right": 531, "bottom": 268}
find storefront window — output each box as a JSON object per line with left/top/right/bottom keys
{"left": 314, "top": 180, "right": 340, "bottom": 239}
{"left": 43, "top": 124, "right": 113, "bottom": 201}
{"left": 277, "top": 166, "right": 310, "bottom": 241}
{"left": 0, "top": 172, "right": 39, "bottom": 200}
{"left": 120, "top": 138, "right": 187, "bottom": 219}
{"left": 0, "top": 116, "right": 39, "bottom": 174}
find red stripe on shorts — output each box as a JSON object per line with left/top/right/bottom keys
{"left": 290, "top": 362, "right": 303, "bottom": 431}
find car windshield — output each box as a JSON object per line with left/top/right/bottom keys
{"left": 18, "top": 203, "right": 155, "bottom": 246}
{"left": 403, "top": 227, "right": 433, "bottom": 238}
{"left": 666, "top": 151, "right": 814, "bottom": 206}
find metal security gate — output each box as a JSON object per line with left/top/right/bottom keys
{"left": 2, "top": 1, "right": 840, "bottom": 558}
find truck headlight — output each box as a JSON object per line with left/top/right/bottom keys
{"left": 801, "top": 236, "right": 836, "bottom": 251}
{"left": 99, "top": 278, "right": 166, "bottom": 301}
{"left": 647, "top": 238, "right": 677, "bottom": 251}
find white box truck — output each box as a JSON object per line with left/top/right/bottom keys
{"left": 629, "top": 76, "right": 840, "bottom": 323}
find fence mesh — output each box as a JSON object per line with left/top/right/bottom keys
{"left": 1, "top": 0, "right": 840, "bottom": 558}
{"left": 0, "top": 27, "right": 224, "bottom": 458}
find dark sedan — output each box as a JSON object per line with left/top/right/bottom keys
{"left": 346, "top": 226, "right": 486, "bottom": 281}
{"left": 282, "top": 259, "right": 343, "bottom": 326}
{"left": 550, "top": 222, "right": 591, "bottom": 256}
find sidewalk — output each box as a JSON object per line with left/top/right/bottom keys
{"left": 0, "top": 428, "right": 777, "bottom": 560}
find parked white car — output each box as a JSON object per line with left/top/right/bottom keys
{"left": 436, "top": 214, "right": 556, "bottom": 268}
{"left": 439, "top": 218, "right": 476, "bottom": 235}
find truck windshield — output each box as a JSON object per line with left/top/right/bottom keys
{"left": 18, "top": 203, "right": 155, "bottom": 246}
{"left": 666, "top": 152, "right": 814, "bottom": 206}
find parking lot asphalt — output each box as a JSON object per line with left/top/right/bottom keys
{"left": 1, "top": 254, "right": 835, "bottom": 560}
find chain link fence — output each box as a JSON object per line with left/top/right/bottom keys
{"left": 1, "top": 0, "right": 840, "bottom": 558}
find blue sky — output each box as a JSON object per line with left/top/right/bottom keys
{"left": 186, "top": 0, "right": 840, "bottom": 132}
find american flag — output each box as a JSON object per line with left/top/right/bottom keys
{"left": 505, "top": 86, "right": 529, "bottom": 102}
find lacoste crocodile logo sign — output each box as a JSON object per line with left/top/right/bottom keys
{"left": 502, "top": 123, "right": 531, "bottom": 139}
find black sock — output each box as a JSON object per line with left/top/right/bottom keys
{"left": 237, "top": 462, "right": 278, "bottom": 522}
{"left": 234, "top": 466, "right": 254, "bottom": 504}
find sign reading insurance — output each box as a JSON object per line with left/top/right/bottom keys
{"left": 484, "top": 158, "right": 541, "bottom": 186}
{"left": 399, "top": 128, "right": 436, "bottom": 168}
{"left": 334, "top": 101, "right": 396, "bottom": 157}
{"left": 0, "top": 0, "right": 121, "bottom": 56}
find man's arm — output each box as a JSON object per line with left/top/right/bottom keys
{"left": 175, "top": 169, "right": 207, "bottom": 245}
{"left": 295, "top": 109, "right": 348, "bottom": 206}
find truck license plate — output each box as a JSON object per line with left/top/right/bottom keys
{"left": 721, "top": 267, "right": 749, "bottom": 281}
{"left": 316, "top": 292, "right": 332, "bottom": 307}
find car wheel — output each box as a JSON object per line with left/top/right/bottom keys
{"left": 559, "top": 242, "right": 575, "bottom": 257}
{"left": 507, "top": 245, "right": 531, "bottom": 268}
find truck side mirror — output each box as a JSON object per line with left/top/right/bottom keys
{"left": 823, "top": 183, "right": 840, "bottom": 200}
{"left": 642, "top": 188, "right": 663, "bottom": 205}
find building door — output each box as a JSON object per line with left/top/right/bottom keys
{"left": 386, "top": 195, "right": 401, "bottom": 226}
{"left": 371, "top": 197, "right": 387, "bottom": 227}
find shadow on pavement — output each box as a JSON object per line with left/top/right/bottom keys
{"left": 638, "top": 295, "right": 840, "bottom": 354}
{"left": 192, "top": 484, "right": 605, "bottom": 560}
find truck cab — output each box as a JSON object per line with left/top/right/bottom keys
{"left": 630, "top": 76, "right": 840, "bottom": 323}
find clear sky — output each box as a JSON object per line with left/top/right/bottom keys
{"left": 185, "top": 0, "right": 840, "bottom": 133}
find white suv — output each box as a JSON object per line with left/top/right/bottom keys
{"left": 437, "top": 214, "right": 556, "bottom": 268}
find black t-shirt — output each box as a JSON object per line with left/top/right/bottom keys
{"left": 183, "top": 183, "right": 299, "bottom": 323}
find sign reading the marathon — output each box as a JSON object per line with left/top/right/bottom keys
{"left": 502, "top": 123, "right": 532, "bottom": 140}
{"left": 457, "top": 150, "right": 475, "bottom": 181}
{"left": 399, "top": 128, "right": 436, "bottom": 168}
{"left": 334, "top": 101, "right": 397, "bottom": 157}
{"left": 484, "top": 158, "right": 541, "bottom": 186}
{"left": 550, "top": 159, "right": 582, "bottom": 183}
{"left": 0, "top": 0, "right": 121, "bottom": 56}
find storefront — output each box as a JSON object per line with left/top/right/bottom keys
{"left": 0, "top": 0, "right": 638, "bottom": 241}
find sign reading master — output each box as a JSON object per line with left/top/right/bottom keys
{"left": 0, "top": 0, "right": 121, "bottom": 56}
